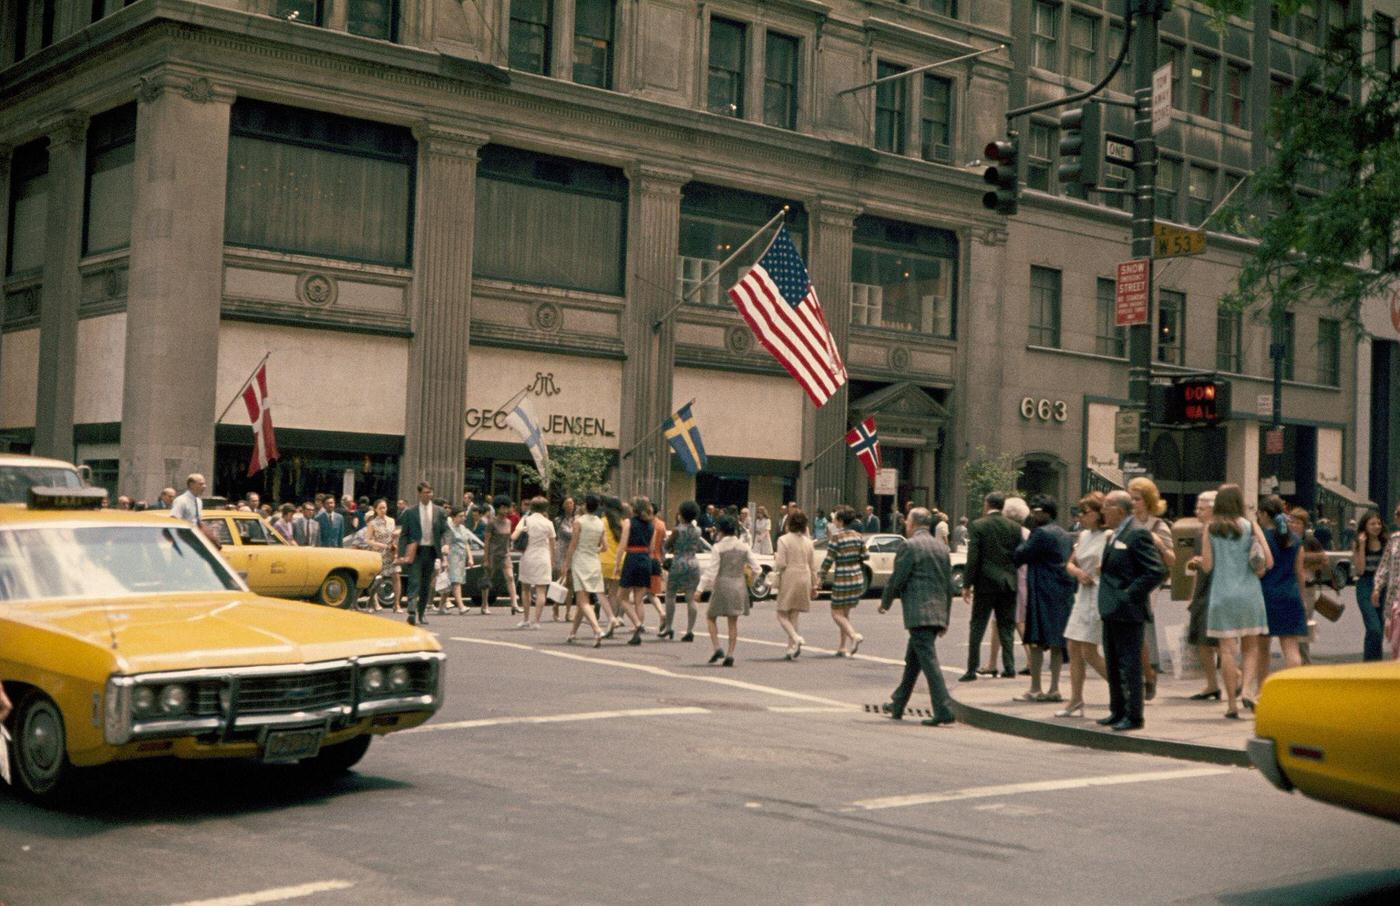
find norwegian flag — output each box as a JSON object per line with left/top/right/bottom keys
{"left": 241, "top": 362, "right": 279, "bottom": 476}
{"left": 845, "top": 418, "right": 881, "bottom": 483}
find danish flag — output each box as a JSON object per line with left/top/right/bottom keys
{"left": 241, "top": 362, "right": 279, "bottom": 476}
{"left": 845, "top": 418, "right": 881, "bottom": 483}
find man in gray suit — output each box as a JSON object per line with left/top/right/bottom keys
{"left": 878, "top": 507, "right": 958, "bottom": 727}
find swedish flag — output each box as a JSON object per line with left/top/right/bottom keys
{"left": 663, "top": 403, "right": 708, "bottom": 475}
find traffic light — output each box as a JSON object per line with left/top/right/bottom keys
{"left": 1057, "top": 103, "right": 1103, "bottom": 189}
{"left": 1149, "top": 378, "right": 1233, "bottom": 425}
{"left": 982, "top": 135, "right": 1019, "bottom": 215}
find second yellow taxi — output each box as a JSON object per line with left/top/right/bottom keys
{"left": 201, "top": 509, "right": 382, "bottom": 608}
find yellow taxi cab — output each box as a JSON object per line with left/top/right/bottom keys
{"left": 199, "top": 509, "right": 381, "bottom": 608}
{"left": 1247, "top": 661, "right": 1400, "bottom": 823}
{"left": 0, "top": 488, "right": 444, "bottom": 803}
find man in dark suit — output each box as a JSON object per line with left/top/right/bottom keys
{"left": 879, "top": 508, "right": 958, "bottom": 726}
{"left": 314, "top": 496, "right": 345, "bottom": 548}
{"left": 860, "top": 505, "right": 881, "bottom": 534}
{"left": 1096, "top": 490, "right": 1167, "bottom": 731}
{"left": 397, "top": 481, "right": 449, "bottom": 626}
{"left": 960, "top": 492, "right": 1021, "bottom": 680}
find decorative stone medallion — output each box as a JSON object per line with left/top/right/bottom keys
{"left": 888, "top": 346, "right": 911, "bottom": 371}
{"left": 297, "top": 272, "right": 338, "bottom": 307}
{"left": 533, "top": 301, "right": 562, "bottom": 333}
{"left": 726, "top": 325, "right": 754, "bottom": 355}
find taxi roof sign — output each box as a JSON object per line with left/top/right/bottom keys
{"left": 29, "top": 486, "right": 107, "bottom": 510}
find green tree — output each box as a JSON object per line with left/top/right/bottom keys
{"left": 961, "top": 446, "right": 1022, "bottom": 514}
{"left": 519, "top": 439, "right": 612, "bottom": 504}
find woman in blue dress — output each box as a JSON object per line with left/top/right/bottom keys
{"left": 1256, "top": 495, "right": 1308, "bottom": 684}
{"left": 613, "top": 496, "right": 657, "bottom": 646}
{"left": 444, "top": 507, "right": 475, "bottom": 615}
{"left": 1013, "top": 495, "right": 1076, "bottom": 703}
{"left": 1201, "top": 484, "right": 1272, "bottom": 719}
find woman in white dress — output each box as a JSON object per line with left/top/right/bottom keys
{"left": 1059, "top": 492, "right": 1110, "bottom": 717}
{"left": 563, "top": 494, "right": 606, "bottom": 647}
{"left": 752, "top": 506, "right": 774, "bottom": 556}
{"left": 514, "top": 496, "right": 556, "bottom": 628}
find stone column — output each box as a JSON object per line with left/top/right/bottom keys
{"left": 798, "top": 199, "right": 859, "bottom": 514}
{"left": 618, "top": 163, "right": 688, "bottom": 503}
{"left": 119, "top": 73, "right": 234, "bottom": 502}
{"left": 33, "top": 113, "right": 87, "bottom": 461}
{"left": 953, "top": 225, "right": 1009, "bottom": 516}
{"left": 0, "top": 144, "right": 11, "bottom": 427}
{"left": 399, "top": 124, "right": 485, "bottom": 500}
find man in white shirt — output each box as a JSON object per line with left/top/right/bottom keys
{"left": 169, "top": 474, "right": 206, "bottom": 525}
{"left": 397, "top": 481, "right": 448, "bottom": 625}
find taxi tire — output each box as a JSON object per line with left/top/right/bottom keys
{"left": 299, "top": 734, "right": 372, "bottom": 778}
{"left": 316, "top": 570, "right": 355, "bottom": 609}
{"left": 9, "top": 690, "right": 72, "bottom": 804}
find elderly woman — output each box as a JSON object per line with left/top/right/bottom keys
{"left": 1013, "top": 495, "right": 1076, "bottom": 702}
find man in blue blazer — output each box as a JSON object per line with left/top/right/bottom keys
{"left": 397, "top": 481, "right": 449, "bottom": 626}
{"left": 1096, "top": 490, "right": 1167, "bottom": 731}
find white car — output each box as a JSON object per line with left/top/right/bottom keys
{"left": 0, "top": 453, "right": 87, "bottom": 504}
{"left": 663, "top": 534, "right": 775, "bottom": 601}
{"left": 812, "top": 533, "right": 968, "bottom": 598}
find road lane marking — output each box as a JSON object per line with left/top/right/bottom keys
{"left": 734, "top": 634, "right": 962, "bottom": 673}
{"left": 450, "top": 636, "right": 852, "bottom": 707}
{"left": 767, "top": 705, "right": 858, "bottom": 713}
{"left": 846, "top": 766, "right": 1233, "bottom": 812}
{"left": 164, "top": 880, "right": 355, "bottom": 906}
{"left": 403, "top": 706, "right": 709, "bottom": 734}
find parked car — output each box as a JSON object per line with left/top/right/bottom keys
{"left": 1247, "top": 661, "right": 1400, "bottom": 823}
{"left": 661, "top": 534, "right": 773, "bottom": 602}
{"left": 1324, "top": 550, "right": 1355, "bottom": 588}
{"left": 812, "top": 533, "right": 967, "bottom": 598}
{"left": 0, "top": 454, "right": 86, "bottom": 504}
{"left": 200, "top": 510, "right": 382, "bottom": 608}
{"left": 0, "top": 488, "right": 444, "bottom": 803}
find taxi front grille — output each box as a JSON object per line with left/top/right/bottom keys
{"left": 236, "top": 669, "right": 354, "bottom": 713}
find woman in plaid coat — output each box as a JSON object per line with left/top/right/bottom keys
{"left": 820, "top": 505, "right": 868, "bottom": 657}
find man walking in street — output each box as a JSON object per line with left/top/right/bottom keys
{"left": 1097, "top": 490, "right": 1167, "bottom": 732}
{"left": 879, "top": 507, "right": 957, "bottom": 727}
{"left": 169, "top": 474, "right": 205, "bottom": 526}
{"left": 960, "top": 492, "right": 1020, "bottom": 680}
{"left": 398, "top": 481, "right": 448, "bottom": 626}
{"left": 315, "top": 496, "right": 345, "bottom": 548}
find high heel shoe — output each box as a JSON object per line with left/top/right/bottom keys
{"left": 708, "top": 649, "right": 725, "bottom": 664}
{"left": 593, "top": 631, "right": 603, "bottom": 649}
{"left": 1054, "top": 702, "right": 1085, "bottom": 718}
{"left": 603, "top": 625, "right": 616, "bottom": 640}
{"left": 627, "top": 629, "right": 643, "bottom": 646}
{"left": 659, "top": 629, "right": 675, "bottom": 640}
{"left": 1224, "top": 710, "right": 1240, "bottom": 719}
{"left": 793, "top": 636, "right": 803, "bottom": 658}
{"left": 722, "top": 656, "right": 734, "bottom": 667}
{"left": 681, "top": 631, "right": 694, "bottom": 643}
{"left": 849, "top": 634, "right": 863, "bottom": 656}
{"left": 1242, "top": 696, "right": 1256, "bottom": 712}
{"left": 1189, "top": 689, "right": 1222, "bottom": 701}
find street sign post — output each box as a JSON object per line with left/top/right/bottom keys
{"left": 1153, "top": 223, "right": 1206, "bottom": 258}
{"left": 1151, "top": 63, "right": 1173, "bottom": 135}
{"left": 1115, "top": 259, "right": 1151, "bottom": 327}
{"left": 1115, "top": 410, "right": 1141, "bottom": 454}
{"left": 874, "top": 468, "right": 897, "bottom": 496}
{"left": 1104, "top": 135, "right": 1135, "bottom": 168}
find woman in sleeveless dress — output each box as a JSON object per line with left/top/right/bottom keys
{"left": 662, "top": 501, "right": 704, "bottom": 642}
{"left": 614, "top": 496, "right": 656, "bottom": 646}
{"left": 1255, "top": 495, "right": 1308, "bottom": 686}
{"left": 1201, "top": 484, "right": 1272, "bottom": 719}
{"left": 514, "top": 497, "right": 556, "bottom": 628}
{"left": 1059, "top": 492, "right": 1109, "bottom": 717}
{"left": 563, "top": 494, "right": 605, "bottom": 646}
{"left": 700, "top": 515, "right": 762, "bottom": 667}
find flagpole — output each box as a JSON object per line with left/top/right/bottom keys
{"left": 620, "top": 398, "right": 696, "bottom": 461}
{"left": 464, "top": 383, "right": 534, "bottom": 443}
{"left": 801, "top": 432, "right": 850, "bottom": 472}
{"left": 650, "top": 206, "right": 790, "bottom": 331}
{"left": 215, "top": 351, "right": 272, "bottom": 425}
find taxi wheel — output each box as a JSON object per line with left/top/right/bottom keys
{"left": 316, "top": 570, "right": 355, "bottom": 609}
{"left": 11, "top": 690, "right": 72, "bottom": 804}
{"left": 299, "top": 734, "right": 372, "bottom": 778}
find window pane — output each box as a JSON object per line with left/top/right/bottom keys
{"left": 1317, "top": 318, "right": 1341, "bottom": 385}
{"left": 1297, "top": 2, "right": 1320, "bottom": 44}
{"left": 1109, "top": 22, "right": 1131, "bottom": 93}
{"left": 1157, "top": 290, "right": 1185, "bottom": 365}
{"left": 1225, "top": 64, "right": 1248, "bottom": 128}
{"left": 1096, "top": 277, "right": 1125, "bottom": 357}
{"left": 84, "top": 105, "right": 137, "bottom": 256}
{"left": 1376, "top": 14, "right": 1395, "bottom": 73}
{"left": 1187, "top": 165, "right": 1214, "bottom": 226}
{"left": 573, "top": 0, "right": 614, "bottom": 88}
{"left": 7, "top": 141, "right": 48, "bottom": 276}
{"left": 763, "top": 32, "right": 799, "bottom": 130}
{"left": 920, "top": 75, "right": 952, "bottom": 162}
{"left": 1029, "top": 266, "right": 1061, "bottom": 347}
{"left": 510, "top": 0, "right": 552, "bottom": 74}
{"left": 875, "top": 62, "right": 908, "bottom": 153}
{"left": 1156, "top": 157, "right": 1180, "bottom": 221}
{"left": 346, "top": 0, "right": 396, "bottom": 41}
{"left": 274, "top": 0, "right": 322, "bottom": 26}
{"left": 708, "top": 18, "right": 746, "bottom": 117}
{"left": 1069, "top": 12, "right": 1097, "bottom": 81}
{"left": 1163, "top": 44, "right": 1183, "bottom": 109}
{"left": 1190, "top": 52, "right": 1216, "bottom": 119}
{"left": 1216, "top": 307, "right": 1241, "bottom": 372}
{"left": 1032, "top": 1, "right": 1059, "bottom": 70}
{"left": 850, "top": 216, "right": 959, "bottom": 338}
{"left": 1026, "top": 122, "right": 1052, "bottom": 191}
{"left": 679, "top": 184, "right": 805, "bottom": 301}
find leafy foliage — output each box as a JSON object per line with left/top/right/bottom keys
{"left": 961, "top": 446, "right": 1022, "bottom": 513}
{"left": 519, "top": 439, "right": 612, "bottom": 503}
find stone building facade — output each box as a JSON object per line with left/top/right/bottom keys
{"left": 0, "top": 0, "right": 1390, "bottom": 522}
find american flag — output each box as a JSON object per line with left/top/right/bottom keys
{"left": 727, "top": 225, "right": 847, "bottom": 408}
{"left": 845, "top": 418, "right": 881, "bottom": 482}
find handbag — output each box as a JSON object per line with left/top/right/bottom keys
{"left": 1314, "top": 590, "right": 1345, "bottom": 622}
{"left": 546, "top": 580, "right": 570, "bottom": 604}
{"left": 1248, "top": 534, "right": 1268, "bottom": 577}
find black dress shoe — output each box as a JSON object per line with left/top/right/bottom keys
{"left": 1110, "top": 719, "right": 1144, "bottom": 732}
{"left": 1000, "top": 671, "right": 1016, "bottom": 678}
{"left": 681, "top": 632, "right": 694, "bottom": 642}
{"left": 1189, "top": 689, "right": 1222, "bottom": 701}
{"left": 957, "top": 672, "right": 978, "bottom": 682}
{"left": 1096, "top": 715, "right": 1122, "bottom": 726}
{"left": 881, "top": 702, "right": 905, "bottom": 721}
{"left": 923, "top": 714, "right": 956, "bottom": 727}
{"left": 722, "top": 656, "right": 734, "bottom": 667}
{"left": 708, "top": 649, "right": 725, "bottom": 664}
{"left": 1018, "top": 667, "right": 1031, "bottom": 676}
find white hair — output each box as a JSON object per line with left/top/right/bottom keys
{"left": 1003, "top": 497, "right": 1030, "bottom": 522}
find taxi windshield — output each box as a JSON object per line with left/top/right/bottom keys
{"left": 0, "top": 524, "right": 241, "bottom": 602}
{"left": 0, "top": 467, "right": 84, "bottom": 503}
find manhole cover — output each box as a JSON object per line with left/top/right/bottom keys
{"left": 688, "top": 743, "right": 849, "bottom": 766}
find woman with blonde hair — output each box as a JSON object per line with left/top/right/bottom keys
{"left": 1128, "top": 476, "right": 1175, "bottom": 700}
{"left": 1200, "top": 483, "right": 1272, "bottom": 719}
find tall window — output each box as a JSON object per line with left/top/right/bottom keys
{"left": 1327, "top": 0, "right": 1351, "bottom": 46}
{"left": 1162, "top": 43, "right": 1183, "bottom": 109}
{"left": 1095, "top": 277, "right": 1125, "bottom": 357}
{"left": 763, "top": 32, "right": 799, "bottom": 130}
{"left": 1225, "top": 64, "right": 1248, "bottom": 127}
{"left": 573, "top": 0, "right": 615, "bottom": 89}
{"left": 1026, "top": 122, "right": 1052, "bottom": 191}
{"left": 679, "top": 184, "right": 803, "bottom": 305}
{"left": 1100, "top": 163, "right": 1129, "bottom": 210}
{"left": 1156, "top": 157, "right": 1180, "bottom": 221}
{"left": 1028, "top": 266, "right": 1061, "bottom": 348}
{"left": 509, "top": 0, "right": 552, "bottom": 74}
{"left": 225, "top": 100, "right": 415, "bottom": 266}
{"left": 1069, "top": 12, "right": 1098, "bottom": 82}
{"left": 273, "top": 0, "right": 322, "bottom": 26}
{"left": 1317, "top": 318, "right": 1341, "bottom": 386}
{"left": 1109, "top": 21, "right": 1131, "bottom": 94}
{"left": 1376, "top": 13, "right": 1395, "bottom": 73}
{"left": 1189, "top": 52, "right": 1217, "bottom": 118}
{"left": 346, "top": 0, "right": 397, "bottom": 41}
{"left": 874, "top": 62, "right": 908, "bottom": 153}
{"left": 475, "top": 146, "right": 627, "bottom": 294}
{"left": 1216, "top": 306, "right": 1242, "bottom": 372}
{"left": 1280, "top": 311, "right": 1296, "bottom": 380}
{"left": 5, "top": 140, "right": 47, "bottom": 276}
{"left": 1187, "top": 165, "right": 1214, "bottom": 226}
{"left": 1296, "top": 2, "right": 1320, "bottom": 45}
{"left": 920, "top": 75, "right": 953, "bottom": 162}
{"left": 83, "top": 104, "right": 136, "bottom": 256}
{"left": 1031, "top": 2, "right": 1059, "bottom": 70}
{"left": 14, "top": 0, "right": 55, "bottom": 59}
{"left": 1157, "top": 290, "right": 1185, "bottom": 365}
{"left": 851, "top": 216, "right": 958, "bottom": 338}
{"left": 707, "top": 18, "right": 746, "bottom": 117}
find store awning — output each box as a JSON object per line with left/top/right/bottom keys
{"left": 1316, "top": 479, "right": 1375, "bottom": 513}
{"left": 1087, "top": 466, "right": 1124, "bottom": 493}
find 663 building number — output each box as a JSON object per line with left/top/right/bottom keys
{"left": 1020, "top": 397, "right": 1069, "bottom": 423}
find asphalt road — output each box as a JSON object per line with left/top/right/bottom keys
{"left": 2, "top": 588, "right": 1395, "bottom": 906}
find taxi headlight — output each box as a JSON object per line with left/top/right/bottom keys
{"left": 361, "top": 667, "right": 385, "bottom": 695}
{"left": 132, "top": 686, "right": 157, "bottom": 717}
{"left": 388, "top": 665, "right": 411, "bottom": 692}
{"left": 159, "top": 684, "right": 189, "bottom": 715}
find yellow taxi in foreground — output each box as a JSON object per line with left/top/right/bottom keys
{"left": 1247, "top": 661, "right": 1400, "bottom": 823}
{"left": 0, "top": 489, "right": 443, "bottom": 803}
{"left": 200, "top": 509, "right": 382, "bottom": 608}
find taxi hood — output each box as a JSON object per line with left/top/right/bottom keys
{"left": 8, "top": 593, "right": 440, "bottom": 675}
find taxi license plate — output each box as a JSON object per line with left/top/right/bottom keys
{"left": 262, "top": 726, "right": 325, "bottom": 764}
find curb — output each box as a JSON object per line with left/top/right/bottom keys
{"left": 949, "top": 699, "right": 1253, "bottom": 768}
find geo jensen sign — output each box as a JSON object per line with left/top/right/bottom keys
{"left": 464, "top": 407, "right": 614, "bottom": 439}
